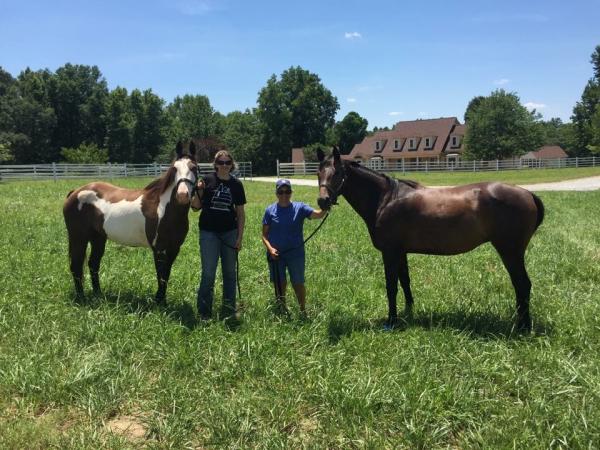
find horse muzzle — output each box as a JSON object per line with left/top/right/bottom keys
{"left": 176, "top": 180, "right": 194, "bottom": 205}
{"left": 318, "top": 196, "right": 332, "bottom": 210}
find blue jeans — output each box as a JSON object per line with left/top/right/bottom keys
{"left": 197, "top": 229, "right": 238, "bottom": 318}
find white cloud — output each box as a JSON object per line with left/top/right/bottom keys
{"left": 494, "top": 78, "right": 510, "bottom": 86}
{"left": 344, "top": 31, "right": 362, "bottom": 39}
{"left": 524, "top": 102, "right": 547, "bottom": 110}
{"left": 388, "top": 111, "right": 404, "bottom": 116}
{"left": 347, "top": 98, "right": 357, "bottom": 103}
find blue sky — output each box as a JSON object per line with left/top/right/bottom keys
{"left": 1, "top": 0, "right": 599, "bottom": 128}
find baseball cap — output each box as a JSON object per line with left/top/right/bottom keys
{"left": 275, "top": 179, "right": 292, "bottom": 191}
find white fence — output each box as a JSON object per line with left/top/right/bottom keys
{"left": 277, "top": 157, "right": 600, "bottom": 177}
{"left": 0, "top": 162, "right": 253, "bottom": 181}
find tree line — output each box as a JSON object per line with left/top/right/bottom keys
{"left": 0, "top": 64, "right": 364, "bottom": 173}
{"left": 1, "top": 45, "right": 598, "bottom": 172}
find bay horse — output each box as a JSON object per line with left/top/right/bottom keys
{"left": 63, "top": 141, "right": 199, "bottom": 304}
{"left": 316, "top": 148, "right": 544, "bottom": 331}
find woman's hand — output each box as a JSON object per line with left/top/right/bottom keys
{"left": 235, "top": 238, "right": 243, "bottom": 252}
{"left": 268, "top": 247, "right": 279, "bottom": 260}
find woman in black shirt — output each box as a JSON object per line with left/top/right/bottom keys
{"left": 192, "top": 150, "right": 246, "bottom": 320}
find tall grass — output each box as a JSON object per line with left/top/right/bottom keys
{"left": 0, "top": 178, "right": 599, "bottom": 448}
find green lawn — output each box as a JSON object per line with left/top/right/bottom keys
{"left": 1, "top": 178, "right": 599, "bottom": 448}
{"left": 285, "top": 165, "right": 600, "bottom": 185}
{"left": 393, "top": 166, "right": 600, "bottom": 186}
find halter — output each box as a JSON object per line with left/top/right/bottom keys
{"left": 319, "top": 164, "right": 346, "bottom": 206}
{"left": 175, "top": 165, "right": 199, "bottom": 198}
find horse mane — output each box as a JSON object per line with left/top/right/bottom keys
{"left": 144, "top": 165, "right": 177, "bottom": 195}
{"left": 346, "top": 160, "right": 422, "bottom": 190}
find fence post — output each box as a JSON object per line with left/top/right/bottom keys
{"left": 576, "top": 157, "right": 579, "bottom": 168}
{"left": 276, "top": 159, "right": 280, "bottom": 177}
{"left": 593, "top": 156, "right": 596, "bottom": 167}
{"left": 52, "top": 162, "right": 57, "bottom": 182}
{"left": 496, "top": 159, "right": 499, "bottom": 171}
{"left": 124, "top": 163, "right": 128, "bottom": 177}
{"left": 402, "top": 158, "right": 405, "bottom": 175}
{"left": 303, "top": 161, "right": 306, "bottom": 176}
{"left": 108, "top": 162, "right": 112, "bottom": 179}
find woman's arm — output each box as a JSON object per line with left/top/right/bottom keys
{"left": 309, "top": 208, "right": 327, "bottom": 220}
{"left": 261, "top": 224, "right": 279, "bottom": 259}
{"left": 191, "top": 180, "right": 204, "bottom": 211}
{"left": 235, "top": 204, "right": 245, "bottom": 251}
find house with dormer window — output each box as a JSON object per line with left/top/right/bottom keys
{"left": 346, "top": 117, "right": 466, "bottom": 164}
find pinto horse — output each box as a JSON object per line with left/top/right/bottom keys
{"left": 316, "top": 148, "right": 544, "bottom": 330}
{"left": 63, "top": 141, "right": 199, "bottom": 304}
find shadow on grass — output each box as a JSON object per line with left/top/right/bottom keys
{"left": 327, "top": 309, "right": 552, "bottom": 344}
{"left": 71, "top": 289, "right": 199, "bottom": 330}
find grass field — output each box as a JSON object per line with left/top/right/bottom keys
{"left": 286, "top": 166, "right": 600, "bottom": 185}
{"left": 1, "top": 175, "right": 599, "bottom": 448}
{"left": 393, "top": 166, "right": 600, "bottom": 186}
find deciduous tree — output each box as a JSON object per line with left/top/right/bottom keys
{"left": 256, "top": 66, "right": 338, "bottom": 172}
{"left": 463, "top": 89, "right": 543, "bottom": 160}
{"left": 335, "top": 111, "right": 368, "bottom": 154}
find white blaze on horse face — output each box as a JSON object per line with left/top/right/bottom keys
{"left": 319, "top": 185, "right": 329, "bottom": 199}
{"left": 174, "top": 159, "right": 194, "bottom": 202}
{"left": 77, "top": 190, "right": 150, "bottom": 247}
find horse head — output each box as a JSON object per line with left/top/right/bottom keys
{"left": 173, "top": 140, "right": 199, "bottom": 206}
{"left": 317, "top": 146, "right": 345, "bottom": 210}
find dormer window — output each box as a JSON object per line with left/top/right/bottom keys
{"left": 408, "top": 138, "right": 418, "bottom": 150}
{"left": 393, "top": 139, "right": 402, "bottom": 151}
{"left": 451, "top": 136, "right": 461, "bottom": 148}
{"left": 424, "top": 137, "right": 434, "bottom": 149}
{"left": 375, "top": 141, "right": 381, "bottom": 152}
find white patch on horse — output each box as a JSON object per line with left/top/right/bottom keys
{"left": 153, "top": 181, "right": 175, "bottom": 247}
{"left": 77, "top": 190, "right": 149, "bottom": 247}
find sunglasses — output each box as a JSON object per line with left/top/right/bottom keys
{"left": 277, "top": 189, "right": 292, "bottom": 195}
{"left": 216, "top": 160, "right": 232, "bottom": 166}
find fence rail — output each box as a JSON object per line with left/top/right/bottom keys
{"left": 277, "top": 157, "right": 599, "bottom": 177}
{"left": 0, "top": 162, "right": 253, "bottom": 181}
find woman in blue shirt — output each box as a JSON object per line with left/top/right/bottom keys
{"left": 261, "top": 179, "right": 327, "bottom": 314}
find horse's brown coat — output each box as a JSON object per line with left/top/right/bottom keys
{"left": 317, "top": 148, "right": 544, "bottom": 330}
{"left": 63, "top": 142, "right": 198, "bottom": 303}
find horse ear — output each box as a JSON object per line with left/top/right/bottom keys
{"left": 176, "top": 141, "right": 183, "bottom": 158}
{"left": 188, "top": 140, "right": 196, "bottom": 160}
{"left": 317, "top": 148, "right": 325, "bottom": 162}
{"left": 333, "top": 145, "right": 341, "bottom": 162}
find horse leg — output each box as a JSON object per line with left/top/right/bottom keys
{"left": 68, "top": 235, "right": 87, "bottom": 297}
{"left": 88, "top": 232, "right": 106, "bottom": 295}
{"left": 399, "top": 252, "right": 414, "bottom": 316}
{"left": 382, "top": 251, "right": 399, "bottom": 325}
{"left": 153, "top": 248, "right": 178, "bottom": 305}
{"left": 494, "top": 244, "right": 532, "bottom": 331}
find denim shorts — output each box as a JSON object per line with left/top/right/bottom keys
{"left": 268, "top": 253, "right": 305, "bottom": 284}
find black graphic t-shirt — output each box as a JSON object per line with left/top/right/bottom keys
{"left": 199, "top": 172, "right": 247, "bottom": 232}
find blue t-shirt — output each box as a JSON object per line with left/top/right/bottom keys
{"left": 262, "top": 202, "right": 314, "bottom": 258}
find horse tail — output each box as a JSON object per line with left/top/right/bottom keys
{"left": 531, "top": 192, "right": 545, "bottom": 230}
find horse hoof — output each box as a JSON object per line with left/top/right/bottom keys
{"left": 383, "top": 323, "right": 395, "bottom": 331}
